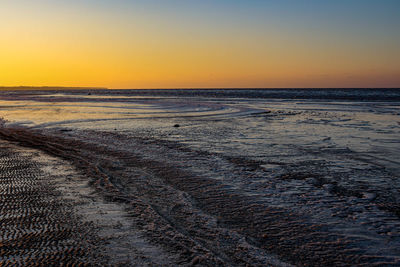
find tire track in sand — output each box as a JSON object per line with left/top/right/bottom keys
{"left": 0, "top": 141, "right": 99, "bottom": 266}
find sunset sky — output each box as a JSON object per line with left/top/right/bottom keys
{"left": 1, "top": 0, "right": 399, "bottom": 89}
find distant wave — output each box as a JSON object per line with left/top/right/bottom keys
{"left": 1, "top": 88, "right": 400, "bottom": 101}
{"left": 64, "top": 88, "right": 400, "bottom": 101}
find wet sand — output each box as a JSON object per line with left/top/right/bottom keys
{"left": 1, "top": 125, "right": 399, "bottom": 266}
{"left": 0, "top": 127, "right": 291, "bottom": 266}
{"left": 0, "top": 89, "right": 399, "bottom": 266}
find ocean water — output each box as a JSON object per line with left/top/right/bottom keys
{"left": 1, "top": 88, "right": 400, "bottom": 265}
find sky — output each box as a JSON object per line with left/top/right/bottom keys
{"left": 1, "top": 0, "right": 399, "bottom": 89}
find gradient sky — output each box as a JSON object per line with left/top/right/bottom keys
{"left": 1, "top": 0, "right": 399, "bottom": 88}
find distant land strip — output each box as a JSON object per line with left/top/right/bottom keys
{"left": 0, "top": 86, "right": 108, "bottom": 91}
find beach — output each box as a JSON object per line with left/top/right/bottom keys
{"left": 0, "top": 89, "right": 400, "bottom": 266}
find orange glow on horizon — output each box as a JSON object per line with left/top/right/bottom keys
{"left": 1, "top": 1, "right": 399, "bottom": 89}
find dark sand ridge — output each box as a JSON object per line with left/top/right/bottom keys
{"left": 1, "top": 125, "right": 399, "bottom": 266}
{"left": 0, "top": 86, "right": 108, "bottom": 91}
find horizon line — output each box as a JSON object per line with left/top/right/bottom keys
{"left": 1, "top": 86, "right": 399, "bottom": 90}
